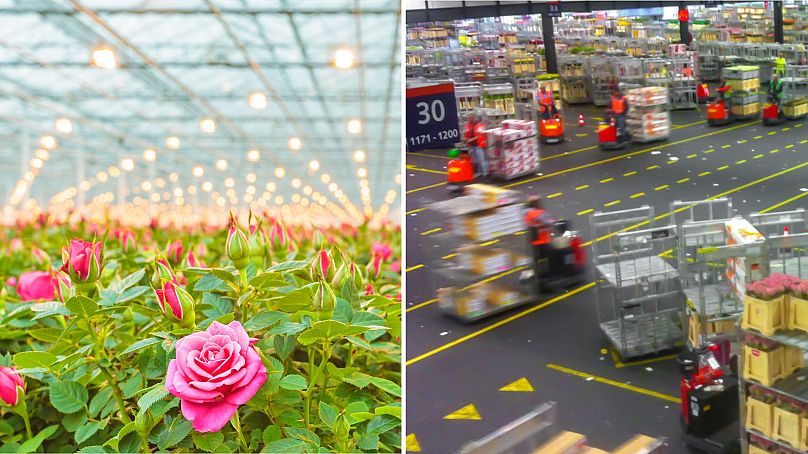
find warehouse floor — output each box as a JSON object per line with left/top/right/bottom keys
{"left": 404, "top": 105, "right": 808, "bottom": 453}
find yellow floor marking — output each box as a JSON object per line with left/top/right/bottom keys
{"left": 785, "top": 144, "right": 794, "bottom": 149}
{"left": 609, "top": 348, "right": 680, "bottom": 369}
{"left": 406, "top": 434, "right": 422, "bottom": 452}
{"left": 577, "top": 208, "right": 594, "bottom": 216}
{"left": 753, "top": 154, "right": 764, "bottom": 159}
{"left": 770, "top": 149, "right": 781, "bottom": 154}
{"left": 575, "top": 133, "right": 589, "bottom": 137}
{"left": 677, "top": 178, "right": 690, "bottom": 184}
{"left": 761, "top": 191, "right": 808, "bottom": 213}
{"left": 406, "top": 164, "right": 446, "bottom": 175}
{"left": 797, "top": 123, "right": 803, "bottom": 127}
{"left": 630, "top": 192, "right": 646, "bottom": 199}
{"left": 754, "top": 135, "right": 763, "bottom": 139}
{"left": 406, "top": 207, "right": 426, "bottom": 215}
{"left": 704, "top": 149, "right": 716, "bottom": 153}
{"left": 480, "top": 239, "right": 499, "bottom": 247}
{"left": 604, "top": 200, "right": 621, "bottom": 207}
{"left": 405, "top": 266, "right": 527, "bottom": 313}
{"left": 546, "top": 364, "right": 679, "bottom": 403}
{"left": 444, "top": 403, "right": 481, "bottom": 420}
{"left": 600, "top": 348, "right": 608, "bottom": 354}
{"left": 738, "top": 139, "right": 748, "bottom": 143}
{"left": 801, "top": 139, "right": 808, "bottom": 144}
{"left": 698, "top": 171, "right": 712, "bottom": 177}
{"left": 717, "top": 165, "right": 729, "bottom": 171}
{"left": 407, "top": 151, "right": 451, "bottom": 161}
{"left": 503, "top": 121, "right": 759, "bottom": 190}
{"left": 686, "top": 154, "right": 697, "bottom": 159}
{"left": 592, "top": 117, "right": 604, "bottom": 121}
{"left": 673, "top": 120, "right": 706, "bottom": 129}
{"left": 646, "top": 165, "right": 660, "bottom": 170}
{"left": 575, "top": 184, "right": 590, "bottom": 190}
{"left": 420, "top": 227, "right": 442, "bottom": 236}
{"left": 736, "top": 159, "right": 747, "bottom": 164}
{"left": 623, "top": 171, "right": 637, "bottom": 177}
{"left": 405, "top": 264, "right": 424, "bottom": 273}
{"left": 666, "top": 160, "right": 678, "bottom": 165}
{"left": 441, "top": 253, "right": 458, "bottom": 260}
{"left": 547, "top": 192, "right": 563, "bottom": 198}
{"left": 655, "top": 184, "right": 669, "bottom": 191}
{"left": 768, "top": 131, "right": 777, "bottom": 135}
{"left": 407, "top": 282, "right": 595, "bottom": 365}
{"left": 514, "top": 231, "right": 527, "bottom": 235}
{"left": 720, "top": 144, "right": 731, "bottom": 149}
{"left": 541, "top": 145, "right": 599, "bottom": 161}
{"left": 406, "top": 181, "right": 445, "bottom": 194}
{"left": 599, "top": 177, "right": 614, "bottom": 183}
{"left": 783, "top": 127, "right": 791, "bottom": 131}
{"left": 499, "top": 377, "right": 535, "bottom": 392}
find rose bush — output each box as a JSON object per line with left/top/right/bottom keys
{"left": 0, "top": 214, "right": 401, "bottom": 452}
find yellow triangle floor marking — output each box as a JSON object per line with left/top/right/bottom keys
{"left": 444, "top": 403, "right": 482, "bottom": 420}
{"left": 406, "top": 433, "right": 422, "bottom": 452}
{"left": 499, "top": 377, "right": 535, "bottom": 392}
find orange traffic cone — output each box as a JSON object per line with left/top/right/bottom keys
{"left": 579, "top": 113, "right": 585, "bottom": 127}
{"left": 610, "top": 116, "right": 615, "bottom": 127}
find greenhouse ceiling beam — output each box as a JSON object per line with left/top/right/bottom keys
{"left": 7, "top": 92, "right": 388, "bottom": 103}
{"left": 0, "top": 60, "right": 393, "bottom": 69}
{"left": 3, "top": 7, "right": 395, "bottom": 15}
{"left": 371, "top": 5, "right": 400, "bottom": 201}
{"left": 406, "top": 0, "right": 749, "bottom": 23}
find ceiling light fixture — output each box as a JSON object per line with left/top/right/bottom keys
{"left": 55, "top": 118, "right": 73, "bottom": 134}
{"left": 91, "top": 46, "right": 117, "bottom": 69}
{"left": 247, "top": 149, "right": 260, "bottom": 162}
{"left": 248, "top": 91, "right": 268, "bottom": 109}
{"left": 347, "top": 119, "right": 362, "bottom": 134}
{"left": 334, "top": 48, "right": 354, "bottom": 69}
{"left": 353, "top": 150, "right": 366, "bottom": 162}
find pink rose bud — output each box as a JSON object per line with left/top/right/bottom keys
{"left": 195, "top": 243, "right": 208, "bottom": 258}
{"left": 165, "top": 321, "right": 267, "bottom": 432}
{"left": 310, "top": 249, "right": 332, "bottom": 280}
{"left": 226, "top": 213, "right": 250, "bottom": 270}
{"left": 5, "top": 277, "right": 16, "bottom": 288}
{"left": 184, "top": 251, "right": 202, "bottom": 269}
{"left": 371, "top": 242, "right": 393, "bottom": 261}
{"left": 152, "top": 258, "right": 177, "bottom": 288}
{"left": 390, "top": 259, "right": 401, "bottom": 274}
{"left": 269, "top": 221, "right": 288, "bottom": 249}
{"left": 365, "top": 283, "right": 375, "bottom": 295}
{"left": 0, "top": 367, "right": 24, "bottom": 407}
{"left": 121, "top": 230, "right": 137, "bottom": 253}
{"left": 313, "top": 280, "right": 336, "bottom": 315}
{"left": 9, "top": 239, "right": 23, "bottom": 253}
{"left": 16, "top": 271, "right": 56, "bottom": 302}
{"left": 166, "top": 240, "right": 184, "bottom": 265}
{"left": 30, "top": 247, "right": 49, "bottom": 265}
{"left": 155, "top": 280, "right": 195, "bottom": 328}
{"left": 367, "top": 253, "right": 383, "bottom": 278}
{"left": 60, "top": 239, "right": 103, "bottom": 283}
{"left": 248, "top": 223, "right": 270, "bottom": 265}
{"left": 50, "top": 268, "right": 73, "bottom": 303}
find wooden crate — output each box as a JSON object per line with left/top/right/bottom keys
{"left": 531, "top": 431, "right": 587, "bottom": 454}
{"left": 772, "top": 407, "right": 801, "bottom": 448}
{"left": 788, "top": 295, "right": 808, "bottom": 333}
{"left": 745, "top": 396, "right": 774, "bottom": 436}
{"left": 742, "top": 295, "right": 786, "bottom": 336}
{"left": 743, "top": 345, "right": 786, "bottom": 386}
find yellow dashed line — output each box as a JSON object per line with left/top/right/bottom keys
{"left": 623, "top": 171, "right": 637, "bottom": 177}
{"left": 604, "top": 200, "right": 621, "bottom": 207}
{"left": 770, "top": 149, "right": 781, "bottom": 154}
{"left": 646, "top": 165, "right": 659, "bottom": 170}
{"left": 768, "top": 131, "right": 777, "bottom": 135}
{"left": 754, "top": 135, "right": 763, "bottom": 139}
{"left": 547, "top": 192, "right": 563, "bottom": 199}
{"left": 479, "top": 240, "right": 499, "bottom": 247}
{"left": 677, "top": 177, "right": 690, "bottom": 184}
{"left": 406, "top": 207, "right": 426, "bottom": 215}
{"left": 421, "top": 228, "right": 442, "bottom": 236}
{"left": 575, "top": 184, "right": 590, "bottom": 190}
{"left": 801, "top": 139, "right": 808, "bottom": 144}
{"left": 686, "top": 154, "right": 697, "bottom": 159}
{"left": 720, "top": 144, "right": 730, "bottom": 149}
{"left": 667, "top": 160, "right": 679, "bottom": 165}
{"left": 783, "top": 127, "right": 791, "bottom": 131}
{"left": 736, "top": 159, "right": 747, "bottom": 164}
{"left": 442, "top": 253, "right": 458, "bottom": 260}
{"left": 698, "top": 171, "right": 711, "bottom": 177}
{"left": 406, "top": 264, "right": 424, "bottom": 272}
{"left": 599, "top": 177, "right": 614, "bottom": 183}
{"left": 704, "top": 149, "right": 716, "bottom": 154}
{"left": 577, "top": 209, "right": 594, "bottom": 216}
{"left": 630, "top": 192, "right": 646, "bottom": 199}
{"left": 546, "top": 364, "right": 679, "bottom": 403}
{"left": 753, "top": 154, "right": 764, "bottom": 159}
{"left": 738, "top": 139, "right": 748, "bottom": 143}
{"left": 785, "top": 144, "right": 794, "bottom": 149}
{"left": 655, "top": 184, "right": 669, "bottom": 191}
{"left": 797, "top": 123, "right": 803, "bottom": 127}
{"left": 717, "top": 165, "right": 729, "bottom": 171}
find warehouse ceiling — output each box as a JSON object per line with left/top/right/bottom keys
{"left": 0, "top": 0, "right": 401, "bottom": 222}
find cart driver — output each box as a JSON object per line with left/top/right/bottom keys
{"left": 463, "top": 112, "right": 489, "bottom": 178}
{"left": 769, "top": 73, "right": 783, "bottom": 106}
{"left": 682, "top": 63, "right": 693, "bottom": 78}
{"left": 610, "top": 88, "right": 629, "bottom": 138}
{"left": 536, "top": 84, "right": 559, "bottom": 120}
{"left": 775, "top": 52, "right": 787, "bottom": 77}
{"left": 717, "top": 77, "right": 731, "bottom": 107}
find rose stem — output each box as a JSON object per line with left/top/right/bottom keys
{"left": 231, "top": 411, "right": 248, "bottom": 451}
{"left": 303, "top": 341, "right": 331, "bottom": 429}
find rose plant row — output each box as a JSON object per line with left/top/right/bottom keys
{"left": 0, "top": 213, "right": 401, "bottom": 453}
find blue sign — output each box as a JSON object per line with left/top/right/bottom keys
{"left": 406, "top": 82, "right": 460, "bottom": 152}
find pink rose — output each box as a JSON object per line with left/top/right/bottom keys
{"left": 155, "top": 280, "right": 195, "bottom": 328}
{"left": 16, "top": 271, "right": 56, "bottom": 302}
{"left": 50, "top": 269, "right": 72, "bottom": 302}
{"left": 30, "top": 247, "right": 49, "bottom": 265}
{"left": 166, "top": 321, "right": 267, "bottom": 432}
{"left": 61, "top": 239, "right": 103, "bottom": 282}
{"left": 390, "top": 259, "right": 401, "bottom": 274}
{"left": 5, "top": 277, "right": 16, "bottom": 288}
{"left": 9, "top": 239, "right": 23, "bottom": 253}
{"left": 121, "top": 230, "right": 137, "bottom": 253}
{"left": 0, "top": 367, "right": 24, "bottom": 406}
{"left": 371, "top": 242, "right": 393, "bottom": 261}
{"left": 185, "top": 251, "right": 202, "bottom": 268}
{"left": 167, "top": 240, "right": 184, "bottom": 265}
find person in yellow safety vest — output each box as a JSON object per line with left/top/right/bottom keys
{"left": 611, "top": 88, "right": 629, "bottom": 139}
{"left": 775, "top": 52, "right": 787, "bottom": 77}
{"left": 536, "top": 84, "right": 559, "bottom": 120}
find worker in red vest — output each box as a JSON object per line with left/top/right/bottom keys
{"left": 463, "top": 113, "right": 489, "bottom": 178}
{"left": 611, "top": 88, "right": 629, "bottom": 139}
{"left": 536, "top": 84, "right": 559, "bottom": 120}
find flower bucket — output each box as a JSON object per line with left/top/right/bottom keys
{"left": 788, "top": 295, "right": 808, "bottom": 333}
{"left": 743, "top": 345, "right": 785, "bottom": 386}
{"left": 745, "top": 395, "right": 774, "bottom": 436}
{"left": 772, "top": 406, "right": 801, "bottom": 448}
{"left": 742, "top": 294, "right": 786, "bottom": 336}
{"left": 783, "top": 345, "right": 806, "bottom": 376}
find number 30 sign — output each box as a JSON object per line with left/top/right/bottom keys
{"left": 406, "top": 82, "right": 460, "bottom": 152}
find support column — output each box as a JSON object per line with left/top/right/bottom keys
{"left": 774, "top": 0, "right": 784, "bottom": 44}
{"left": 541, "top": 13, "right": 557, "bottom": 74}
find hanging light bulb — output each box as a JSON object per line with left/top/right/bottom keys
{"left": 246, "top": 173, "right": 257, "bottom": 183}
{"left": 320, "top": 173, "right": 331, "bottom": 184}
{"left": 192, "top": 165, "right": 204, "bottom": 178}
{"left": 246, "top": 149, "right": 260, "bottom": 162}
{"left": 308, "top": 160, "right": 320, "bottom": 171}
{"left": 202, "top": 181, "right": 213, "bottom": 192}
{"left": 353, "top": 150, "right": 366, "bottom": 162}
{"left": 143, "top": 148, "right": 157, "bottom": 161}
{"left": 121, "top": 158, "right": 135, "bottom": 171}
{"left": 265, "top": 182, "right": 276, "bottom": 192}
{"left": 199, "top": 117, "right": 216, "bottom": 133}
{"left": 248, "top": 91, "right": 268, "bottom": 109}
{"left": 347, "top": 119, "right": 362, "bottom": 134}
{"left": 166, "top": 136, "right": 180, "bottom": 150}
{"left": 334, "top": 48, "right": 355, "bottom": 69}
{"left": 30, "top": 158, "right": 43, "bottom": 169}
{"left": 141, "top": 181, "right": 152, "bottom": 191}
{"left": 40, "top": 135, "right": 57, "bottom": 150}
{"left": 91, "top": 46, "right": 117, "bottom": 69}
{"left": 35, "top": 148, "right": 49, "bottom": 160}
{"left": 288, "top": 137, "right": 302, "bottom": 151}
{"left": 55, "top": 118, "right": 73, "bottom": 134}
{"left": 291, "top": 178, "right": 301, "bottom": 188}
{"left": 274, "top": 167, "right": 285, "bottom": 178}
{"left": 356, "top": 167, "right": 367, "bottom": 178}
{"left": 394, "top": 174, "right": 402, "bottom": 185}
{"left": 216, "top": 159, "right": 228, "bottom": 171}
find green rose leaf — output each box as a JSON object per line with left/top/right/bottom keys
{"left": 119, "top": 337, "right": 162, "bottom": 356}
{"left": 12, "top": 351, "right": 56, "bottom": 370}
{"left": 75, "top": 421, "right": 101, "bottom": 444}
{"left": 49, "top": 380, "right": 89, "bottom": 414}
{"left": 192, "top": 431, "right": 224, "bottom": 452}
{"left": 284, "top": 427, "right": 320, "bottom": 446}
{"left": 318, "top": 402, "right": 339, "bottom": 430}
{"left": 65, "top": 296, "right": 99, "bottom": 317}
{"left": 76, "top": 445, "right": 110, "bottom": 453}
{"left": 275, "top": 287, "right": 312, "bottom": 312}
{"left": 17, "top": 425, "right": 58, "bottom": 453}
{"left": 273, "top": 335, "right": 296, "bottom": 361}
{"left": 279, "top": 374, "right": 308, "bottom": 391}
{"left": 297, "top": 320, "right": 370, "bottom": 346}
{"left": 137, "top": 384, "right": 169, "bottom": 411}
{"left": 262, "top": 425, "right": 282, "bottom": 444}
{"left": 156, "top": 417, "right": 193, "bottom": 450}
{"left": 267, "top": 261, "right": 308, "bottom": 272}
{"left": 244, "top": 311, "right": 287, "bottom": 331}
{"left": 262, "top": 438, "right": 314, "bottom": 453}
{"left": 369, "top": 376, "right": 402, "bottom": 397}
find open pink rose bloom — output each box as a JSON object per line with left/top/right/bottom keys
{"left": 166, "top": 321, "right": 267, "bottom": 432}
{"left": 16, "top": 271, "right": 56, "bottom": 302}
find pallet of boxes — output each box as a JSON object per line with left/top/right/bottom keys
{"left": 724, "top": 66, "right": 761, "bottom": 120}
{"left": 626, "top": 86, "right": 670, "bottom": 142}
{"left": 485, "top": 119, "right": 541, "bottom": 181}
{"left": 532, "top": 432, "right": 666, "bottom": 454}
{"left": 429, "top": 184, "right": 537, "bottom": 322}
{"left": 740, "top": 273, "right": 808, "bottom": 452}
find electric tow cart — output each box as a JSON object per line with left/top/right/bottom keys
{"left": 524, "top": 197, "right": 586, "bottom": 293}
{"left": 597, "top": 111, "right": 630, "bottom": 150}
{"left": 539, "top": 113, "right": 564, "bottom": 144}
